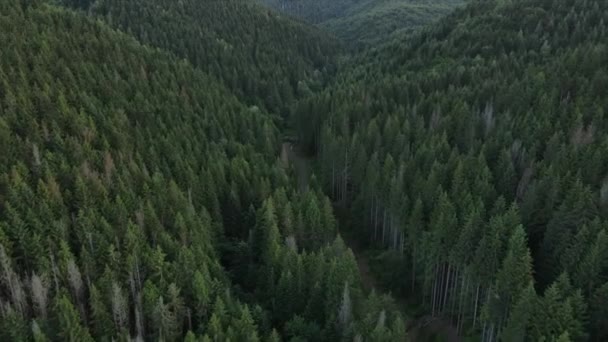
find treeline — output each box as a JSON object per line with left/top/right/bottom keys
{"left": 258, "top": 0, "right": 360, "bottom": 24}
{"left": 258, "top": 0, "right": 464, "bottom": 47}
{"left": 0, "top": 1, "right": 405, "bottom": 341}
{"left": 296, "top": 0, "right": 608, "bottom": 340}
{"left": 63, "top": 0, "right": 340, "bottom": 117}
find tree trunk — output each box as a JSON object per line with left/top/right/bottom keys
{"left": 343, "top": 149, "right": 348, "bottom": 203}
{"left": 473, "top": 283, "right": 480, "bottom": 328}
{"left": 456, "top": 271, "right": 466, "bottom": 334}
{"left": 411, "top": 245, "right": 416, "bottom": 293}
{"left": 374, "top": 198, "right": 379, "bottom": 241}
{"left": 382, "top": 209, "right": 387, "bottom": 246}
{"left": 370, "top": 197, "right": 374, "bottom": 242}
{"left": 442, "top": 263, "right": 452, "bottom": 313}
{"left": 393, "top": 222, "right": 398, "bottom": 250}
{"left": 431, "top": 263, "right": 439, "bottom": 317}
{"left": 331, "top": 158, "right": 336, "bottom": 198}
{"left": 450, "top": 266, "right": 460, "bottom": 320}
{"left": 438, "top": 263, "right": 446, "bottom": 314}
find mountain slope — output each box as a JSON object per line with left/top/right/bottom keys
{"left": 296, "top": 0, "right": 608, "bottom": 340}
{"left": 0, "top": 1, "right": 406, "bottom": 340}
{"left": 321, "top": 0, "right": 464, "bottom": 46}
{"left": 259, "top": 0, "right": 464, "bottom": 46}
{"left": 66, "top": 0, "right": 340, "bottom": 116}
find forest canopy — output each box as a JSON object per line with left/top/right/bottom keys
{"left": 1, "top": 0, "right": 607, "bottom": 341}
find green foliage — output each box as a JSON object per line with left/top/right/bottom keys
{"left": 295, "top": 0, "right": 608, "bottom": 340}
{"left": 0, "top": 3, "right": 405, "bottom": 340}
{"left": 259, "top": 0, "right": 464, "bottom": 47}
{"left": 53, "top": 294, "right": 94, "bottom": 341}
{"left": 0, "top": 1, "right": 384, "bottom": 341}
{"left": 4, "top": 0, "right": 607, "bottom": 340}
{"left": 69, "top": 0, "right": 340, "bottom": 116}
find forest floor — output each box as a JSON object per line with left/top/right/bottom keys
{"left": 341, "top": 232, "right": 379, "bottom": 292}
{"left": 282, "top": 142, "right": 311, "bottom": 192}
{"left": 343, "top": 231, "right": 460, "bottom": 342}
{"left": 285, "top": 141, "right": 461, "bottom": 342}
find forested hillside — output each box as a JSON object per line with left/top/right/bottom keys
{"left": 0, "top": 1, "right": 405, "bottom": 340}
{"left": 258, "top": 0, "right": 358, "bottom": 24}
{"left": 3, "top": 0, "right": 608, "bottom": 340}
{"left": 321, "top": 0, "right": 464, "bottom": 47}
{"left": 258, "top": 0, "right": 464, "bottom": 47}
{"left": 62, "top": 0, "right": 339, "bottom": 117}
{"left": 296, "top": 0, "right": 608, "bottom": 340}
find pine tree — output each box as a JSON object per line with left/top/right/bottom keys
{"left": 234, "top": 306, "right": 260, "bottom": 342}
{"left": 53, "top": 294, "right": 94, "bottom": 342}
{"left": 89, "top": 284, "right": 114, "bottom": 339}
{"left": 491, "top": 225, "right": 533, "bottom": 324}
{"left": 501, "top": 283, "right": 537, "bottom": 342}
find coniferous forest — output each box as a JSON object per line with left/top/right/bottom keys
{"left": 1, "top": 0, "right": 607, "bottom": 341}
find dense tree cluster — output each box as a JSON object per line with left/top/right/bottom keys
{"left": 0, "top": 1, "right": 405, "bottom": 340}
{"left": 4, "top": 0, "right": 607, "bottom": 340}
{"left": 64, "top": 0, "right": 339, "bottom": 117}
{"left": 258, "top": 0, "right": 463, "bottom": 47}
{"left": 258, "top": 0, "right": 361, "bottom": 24}
{"left": 296, "top": 0, "right": 608, "bottom": 340}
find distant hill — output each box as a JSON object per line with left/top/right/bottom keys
{"left": 321, "top": 0, "right": 464, "bottom": 46}
{"left": 61, "top": 0, "right": 341, "bottom": 116}
{"left": 259, "top": 0, "right": 464, "bottom": 47}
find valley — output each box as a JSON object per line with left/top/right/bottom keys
{"left": 1, "top": 0, "right": 607, "bottom": 341}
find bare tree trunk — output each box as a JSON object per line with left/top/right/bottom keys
{"left": 374, "top": 198, "right": 379, "bottom": 241}
{"left": 374, "top": 196, "right": 379, "bottom": 241}
{"left": 431, "top": 264, "right": 439, "bottom": 317}
{"left": 370, "top": 196, "right": 374, "bottom": 240}
{"left": 332, "top": 158, "right": 335, "bottom": 198}
{"left": 411, "top": 246, "right": 416, "bottom": 292}
{"left": 442, "top": 263, "right": 452, "bottom": 313}
{"left": 382, "top": 209, "right": 387, "bottom": 246}
{"left": 473, "top": 284, "right": 480, "bottom": 328}
{"left": 456, "top": 271, "right": 466, "bottom": 334}
{"left": 459, "top": 274, "right": 471, "bottom": 334}
{"left": 437, "top": 263, "right": 445, "bottom": 314}
{"left": 393, "top": 221, "right": 398, "bottom": 250}
{"left": 343, "top": 149, "right": 348, "bottom": 203}
{"left": 450, "top": 266, "right": 460, "bottom": 320}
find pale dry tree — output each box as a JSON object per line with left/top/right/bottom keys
{"left": 30, "top": 272, "right": 50, "bottom": 319}
{"left": 67, "top": 259, "right": 87, "bottom": 320}
{"left": 376, "top": 310, "right": 386, "bottom": 330}
{"left": 285, "top": 235, "right": 297, "bottom": 251}
{"left": 111, "top": 281, "right": 129, "bottom": 330}
{"left": 600, "top": 178, "right": 608, "bottom": 207}
{"left": 67, "top": 260, "right": 84, "bottom": 303}
{"left": 338, "top": 282, "right": 352, "bottom": 334}
{"left": 32, "top": 320, "right": 46, "bottom": 341}
{"left": 482, "top": 102, "right": 495, "bottom": 136}
{"left": 32, "top": 143, "right": 41, "bottom": 167}
{"left": 0, "top": 245, "right": 27, "bottom": 316}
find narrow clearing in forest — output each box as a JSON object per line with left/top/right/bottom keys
{"left": 342, "top": 232, "right": 379, "bottom": 292}
{"left": 342, "top": 233, "right": 460, "bottom": 342}
{"left": 285, "top": 141, "right": 461, "bottom": 342}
